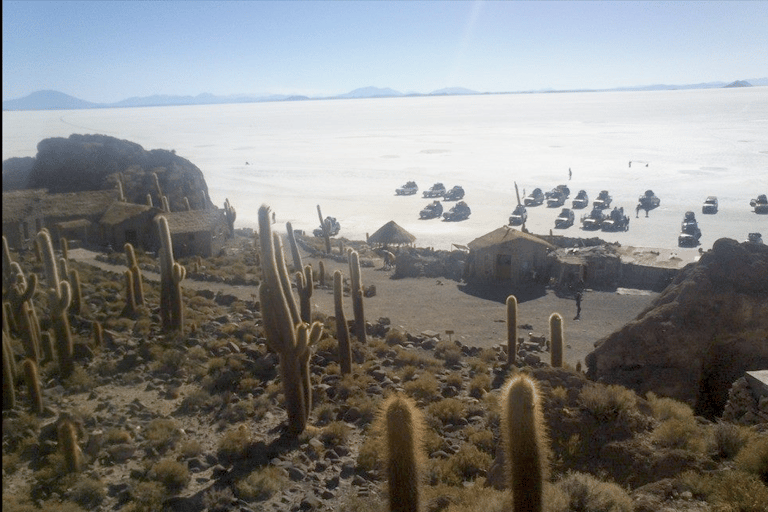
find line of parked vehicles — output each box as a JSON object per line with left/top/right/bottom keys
{"left": 392, "top": 181, "right": 765, "bottom": 245}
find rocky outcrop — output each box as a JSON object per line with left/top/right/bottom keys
{"left": 586, "top": 238, "right": 768, "bottom": 418}
{"left": 17, "top": 134, "right": 215, "bottom": 211}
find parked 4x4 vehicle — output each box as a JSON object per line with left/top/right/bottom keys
{"left": 702, "top": 196, "right": 718, "bottom": 214}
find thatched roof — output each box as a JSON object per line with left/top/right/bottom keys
{"left": 41, "top": 190, "right": 119, "bottom": 219}
{"left": 367, "top": 221, "right": 416, "bottom": 245}
{"left": 467, "top": 226, "right": 554, "bottom": 251}
{"left": 163, "top": 209, "right": 226, "bottom": 234}
{"left": 100, "top": 202, "right": 157, "bottom": 226}
{"left": 2, "top": 189, "right": 47, "bottom": 222}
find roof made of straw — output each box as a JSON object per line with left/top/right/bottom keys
{"left": 2, "top": 189, "right": 47, "bottom": 223}
{"left": 162, "top": 209, "right": 226, "bottom": 234}
{"left": 367, "top": 220, "right": 416, "bottom": 245}
{"left": 100, "top": 202, "right": 157, "bottom": 226}
{"left": 41, "top": 190, "right": 119, "bottom": 219}
{"left": 467, "top": 226, "right": 555, "bottom": 251}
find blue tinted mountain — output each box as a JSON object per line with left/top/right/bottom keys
{"left": 724, "top": 80, "right": 752, "bottom": 88}
{"left": 4, "top": 134, "right": 216, "bottom": 211}
{"left": 2, "top": 90, "right": 97, "bottom": 110}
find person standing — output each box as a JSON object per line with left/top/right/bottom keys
{"left": 574, "top": 290, "right": 583, "bottom": 320}
{"left": 569, "top": 167, "right": 572, "bottom": 180}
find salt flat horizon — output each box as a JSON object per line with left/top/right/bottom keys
{"left": 3, "top": 88, "right": 767, "bottom": 257}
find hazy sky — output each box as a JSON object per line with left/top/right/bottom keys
{"left": 3, "top": 0, "right": 767, "bottom": 103}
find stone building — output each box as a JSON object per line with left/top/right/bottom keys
{"left": 465, "top": 227, "right": 555, "bottom": 285}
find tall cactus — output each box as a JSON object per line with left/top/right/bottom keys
{"left": 316, "top": 205, "right": 332, "bottom": 254}
{"left": 501, "top": 374, "right": 549, "bottom": 512}
{"left": 285, "top": 221, "right": 303, "bottom": 271}
{"left": 124, "top": 243, "right": 145, "bottom": 306}
{"left": 6, "top": 262, "right": 37, "bottom": 333}
{"left": 296, "top": 265, "right": 313, "bottom": 324}
{"left": 22, "top": 358, "right": 43, "bottom": 415}
{"left": 37, "top": 230, "right": 74, "bottom": 378}
{"left": 348, "top": 250, "right": 366, "bottom": 343}
{"left": 383, "top": 394, "right": 424, "bottom": 512}
{"left": 121, "top": 270, "right": 137, "bottom": 318}
{"left": 57, "top": 418, "right": 83, "bottom": 473}
{"left": 2, "top": 235, "right": 15, "bottom": 292}
{"left": 224, "top": 198, "right": 236, "bottom": 236}
{"left": 333, "top": 271, "right": 352, "bottom": 375}
{"left": 156, "top": 216, "right": 185, "bottom": 333}
{"left": 2, "top": 331, "right": 16, "bottom": 410}
{"left": 318, "top": 260, "right": 326, "bottom": 288}
{"left": 549, "top": 313, "right": 564, "bottom": 368}
{"left": 68, "top": 269, "right": 82, "bottom": 317}
{"left": 257, "top": 206, "right": 322, "bottom": 435}
{"left": 506, "top": 295, "right": 518, "bottom": 366}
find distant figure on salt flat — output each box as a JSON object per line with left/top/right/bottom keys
{"left": 569, "top": 167, "right": 572, "bottom": 180}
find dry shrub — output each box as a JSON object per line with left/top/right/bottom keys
{"left": 427, "top": 397, "right": 466, "bottom": 425}
{"left": 420, "top": 483, "right": 509, "bottom": 512}
{"left": 553, "top": 471, "right": 633, "bottom": 512}
{"left": 398, "top": 364, "right": 419, "bottom": 382}
{"left": 734, "top": 434, "right": 768, "bottom": 483}
{"left": 319, "top": 421, "right": 349, "bottom": 447}
{"left": 104, "top": 428, "right": 132, "bottom": 445}
{"left": 434, "top": 340, "right": 463, "bottom": 367}
{"left": 469, "top": 373, "right": 491, "bottom": 399}
{"left": 217, "top": 424, "right": 252, "bottom": 464}
{"left": 404, "top": 372, "right": 440, "bottom": 402}
{"left": 578, "top": 383, "right": 638, "bottom": 421}
{"left": 125, "top": 481, "right": 166, "bottom": 512}
{"left": 235, "top": 466, "right": 288, "bottom": 501}
{"left": 466, "top": 427, "right": 495, "bottom": 455}
{"left": 433, "top": 443, "right": 492, "bottom": 485}
{"left": 66, "top": 476, "right": 106, "bottom": 509}
{"left": 680, "top": 469, "right": 768, "bottom": 511}
{"left": 445, "top": 371, "right": 464, "bottom": 390}
{"left": 144, "top": 418, "right": 182, "bottom": 453}
{"left": 149, "top": 458, "right": 190, "bottom": 493}
{"left": 646, "top": 391, "right": 694, "bottom": 421}
{"left": 356, "top": 434, "right": 381, "bottom": 474}
{"left": 651, "top": 416, "right": 709, "bottom": 453}
{"left": 384, "top": 329, "right": 407, "bottom": 346}
{"left": 711, "top": 421, "right": 751, "bottom": 460}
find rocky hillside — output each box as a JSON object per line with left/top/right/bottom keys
{"left": 2, "top": 134, "right": 216, "bottom": 211}
{"left": 587, "top": 238, "right": 768, "bottom": 418}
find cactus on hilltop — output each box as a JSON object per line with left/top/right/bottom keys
{"left": 156, "top": 216, "right": 185, "bottom": 333}
{"left": 333, "top": 270, "right": 352, "bottom": 375}
{"left": 22, "top": 358, "right": 43, "bottom": 415}
{"left": 257, "top": 205, "right": 322, "bottom": 435}
{"left": 68, "top": 269, "right": 82, "bottom": 317}
{"left": 122, "top": 270, "right": 137, "bottom": 318}
{"left": 506, "top": 295, "right": 518, "bottom": 366}
{"left": 286, "top": 221, "right": 303, "bottom": 271}
{"left": 383, "top": 394, "right": 424, "bottom": 512}
{"left": 550, "top": 313, "right": 564, "bottom": 368}
{"left": 124, "top": 243, "right": 145, "bottom": 306}
{"left": 316, "top": 205, "right": 332, "bottom": 254}
{"left": 224, "top": 198, "right": 236, "bottom": 236}
{"left": 501, "top": 374, "right": 550, "bottom": 512}
{"left": 318, "top": 260, "right": 326, "bottom": 288}
{"left": 348, "top": 250, "right": 366, "bottom": 343}
{"left": 296, "top": 265, "right": 314, "bottom": 324}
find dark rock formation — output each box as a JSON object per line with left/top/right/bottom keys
{"left": 1, "top": 157, "right": 35, "bottom": 191}
{"left": 586, "top": 238, "right": 768, "bottom": 418}
{"left": 11, "top": 134, "right": 215, "bottom": 211}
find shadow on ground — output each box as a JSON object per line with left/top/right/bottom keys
{"left": 457, "top": 282, "right": 548, "bottom": 304}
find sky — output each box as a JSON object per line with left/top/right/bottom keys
{"left": 3, "top": 0, "right": 767, "bottom": 103}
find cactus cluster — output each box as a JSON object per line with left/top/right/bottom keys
{"left": 257, "top": 206, "right": 322, "bottom": 435}
{"left": 124, "top": 242, "right": 145, "bottom": 307}
{"left": 38, "top": 230, "right": 74, "bottom": 378}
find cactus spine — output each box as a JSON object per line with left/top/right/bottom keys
{"left": 37, "top": 230, "right": 74, "bottom": 378}
{"left": 21, "top": 358, "right": 43, "bottom": 415}
{"left": 501, "top": 374, "right": 549, "bottom": 512}
{"left": 124, "top": 243, "right": 145, "bottom": 306}
{"left": 257, "top": 206, "right": 321, "bottom": 435}
{"left": 549, "top": 313, "right": 564, "bottom": 368}
{"left": 57, "top": 418, "right": 83, "bottom": 473}
{"left": 296, "top": 265, "right": 313, "bottom": 324}
{"left": 348, "top": 250, "right": 366, "bottom": 343}
{"left": 383, "top": 394, "right": 424, "bottom": 512}
{"left": 333, "top": 271, "right": 352, "bottom": 375}
{"left": 156, "top": 216, "right": 185, "bottom": 333}
{"left": 506, "top": 295, "right": 518, "bottom": 366}
{"left": 285, "top": 221, "right": 303, "bottom": 271}
{"left": 3, "top": 331, "right": 16, "bottom": 410}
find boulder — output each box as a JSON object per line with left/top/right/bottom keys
{"left": 586, "top": 238, "right": 768, "bottom": 418}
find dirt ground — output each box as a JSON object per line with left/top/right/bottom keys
{"left": 304, "top": 254, "right": 658, "bottom": 368}
{"left": 69, "top": 248, "right": 658, "bottom": 369}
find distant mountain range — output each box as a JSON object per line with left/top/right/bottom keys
{"left": 4, "top": 79, "right": 766, "bottom": 111}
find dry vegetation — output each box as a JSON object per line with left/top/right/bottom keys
{"left": 3, "top": 234, "right": 767, "bottom": 512}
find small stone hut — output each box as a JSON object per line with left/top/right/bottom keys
{"left": 163, "top": 209, "right": 229, "bottom": 258}
{"left": 466, "top": 226, "right": 555, "bottom": 285}
{"left": 100, "top": 202, "right": 161, "bottom": 250}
